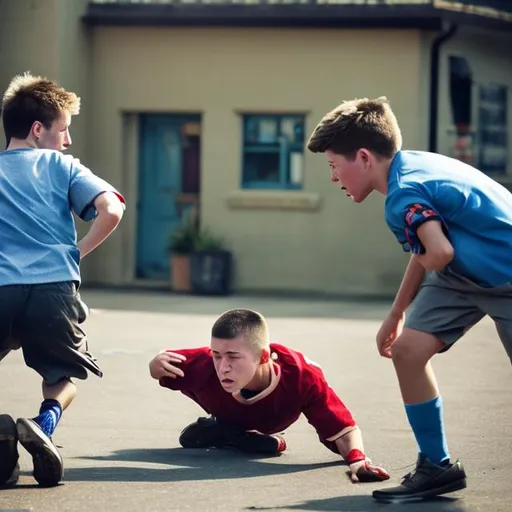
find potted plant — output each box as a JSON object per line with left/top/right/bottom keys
{"left": 168, "top": 219, "right": 198, "bottom": 292}
{"left": 190, "top": 229, "right": 233, "bottom": 296}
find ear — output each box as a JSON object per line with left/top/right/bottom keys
{"left": 260, "top": 349, "right": 270, "bottom": 364}
{"left": 358, "top": 148, "right": 371, "bottom": 165}
{"left": 31, "top": 121, "right": 44, "bottom": 140}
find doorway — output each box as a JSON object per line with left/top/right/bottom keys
{"left": 136, "top": 114, "right": 201, "bottom": 280}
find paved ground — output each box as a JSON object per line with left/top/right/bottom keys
{"left": 0, "top": 289, "right": 510, "bottom": 512}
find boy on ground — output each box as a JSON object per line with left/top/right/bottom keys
{"left": 0, "top": 72, "right": 125, "bottom": 487}
{"left": 149, "top": 308, "right": 390, "bottom": 484}
{"left": 307, "top": 96, "right": 512, "bottom": 501}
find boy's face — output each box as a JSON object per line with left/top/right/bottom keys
{"left": 326, "top": 149, "right": 374, "bottom": 203}
{"left": 211, "top": 336, "right": 260, "bottom": 393}
{"left": 34, "top": 111, "right": 72, "bottom": 151}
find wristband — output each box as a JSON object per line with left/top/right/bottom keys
{"left": 346, "top": 449, "right": 366, "bottom": 464}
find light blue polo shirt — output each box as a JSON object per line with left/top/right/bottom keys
{"left": 385, "top": 150, "right": 512, "bottom": 287}
{"left": 0, "top": 148, "right": 124, "bottom": 285}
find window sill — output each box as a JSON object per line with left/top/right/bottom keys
{"left": 226, "top": 190, "right": 321, "bottom": 212}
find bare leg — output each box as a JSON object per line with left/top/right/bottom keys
{"left": 42, "top": 378, "right": 76, "bottom": 410}
{"left": 389, "top": 327, "right": 450, "bottom": 466}
{"left": 391, "top": 328, "right": 443, "bottom": 404}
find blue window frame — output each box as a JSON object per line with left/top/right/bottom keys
{"left": 241, "top": 114, "right": 305, "bottom": 190}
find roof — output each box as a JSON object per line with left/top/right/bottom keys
{"left": 83, "top": 0, "right": 512, "bottom": 32}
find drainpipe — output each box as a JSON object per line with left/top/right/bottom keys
{"left": 429, "top": 22, "right": 458, "bottom": 153}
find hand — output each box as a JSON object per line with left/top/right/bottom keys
{"left": 349, "top": 459, "right": 390, "bottom": 483}
{"left": 149, "top": 351, "right": 186, "bottom": 380}
{"left": 376, "top": 310, "right": 405, "bottom": 358}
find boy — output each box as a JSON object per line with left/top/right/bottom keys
{"left": 149, "top": 308, "right": 390, "bottom": 484}
{"left": 307, "top": 96, "right": 512, "bottom": 501}
{"left": 0, "top": 72, "right": 125, "bottom": 487}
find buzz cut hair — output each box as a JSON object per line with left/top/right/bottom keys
{"left": 211, "top": 308, "right": 270, "bottom": 354}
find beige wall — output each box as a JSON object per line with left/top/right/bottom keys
{"left": 0, "top": 0, "right": 90, "bottom": 155}
{"left": 88, "top": 27, "right": 423, "bottom": 295}
{"left": 0, "top": 0, "right": 60, "bottom": 149}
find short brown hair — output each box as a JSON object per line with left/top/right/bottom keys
{"left": 307, "top": 96, "right": 402, "bottom": 159}
{"left": 1, "top": 72, "right": 80, "bottom": 141}
{"left": 211, "top": 308, "right": 269, "bottom": 353}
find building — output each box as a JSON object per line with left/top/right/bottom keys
{"left": 0, "top": 0, "right": 511, "bottom": 296}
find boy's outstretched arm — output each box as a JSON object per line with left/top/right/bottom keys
{"left": 149, "top": 351, "right": 187, "bottom": 380}
{"left": 78, "top": 192, "right": 124, "bottom": 258}
{"left": 300, "top": 357, "right": 390, "bottom": 483}
{"left": 376, "top": 255, "right": 425, "bottom": 358}
{"left": 335, "top": 428, "right": 390, "bottom": 483}
{"left": 377, "top": 218, "right": 454, "bottom": 357}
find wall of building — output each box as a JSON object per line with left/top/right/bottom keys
{"left": 0, "top": 0, "right": 90, "bottom": 157}
{"left": 87, "top": 27, "right": 425, "bottom": 295}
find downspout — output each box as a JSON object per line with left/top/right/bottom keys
{"left": 429, "top": 22, "right": 458, "bottom": 153}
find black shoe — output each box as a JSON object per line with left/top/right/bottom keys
{"left": 179, "top": 416, "right": 286, "bottom": 455}
{"left": 16, "top": 418, "right": 63, "bottom": 487}
{"left": 179, "top": 416, "right": 226, "bottom": 448}
{"left": 223, "top": 428, "right": 286, "bottom": 455}
{"left": 0, "top": 414, "right": 19, "bottom": 487}
{"left": 372, "top": 454, "right": 467, "bottom": 502}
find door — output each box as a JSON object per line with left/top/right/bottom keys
{"left": 136, "top": 114, "right": 201, "bottom": 280}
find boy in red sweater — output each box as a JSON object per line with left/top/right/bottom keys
{"left": 149, "top": 308, "right": 389, "bottom": 483}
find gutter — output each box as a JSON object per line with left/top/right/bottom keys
{"left": 428, "top": 22, "right": 458, "bottom": 153}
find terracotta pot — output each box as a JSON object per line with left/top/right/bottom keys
{"left": 170, "top": 253, "right": 191, "bottom": 292}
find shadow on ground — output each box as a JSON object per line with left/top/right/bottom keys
{"left": 57, "top": 447, "right": 343, "bottom": 483}
{"left": 246, "top": 495, "right": 470, "bottom": 512}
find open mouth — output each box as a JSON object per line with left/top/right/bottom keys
{"left": 221, "top": 378, "right": 234, "bottom": 385}
{"left": 341, "top": 186, "right": 353, "bottom": 200}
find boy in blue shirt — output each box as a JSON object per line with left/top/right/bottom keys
{"left": 307, "top": 97, "right": 512, "bottom": 502}
{"left": 0, "top": 73, "right": 125, "bottom": 487}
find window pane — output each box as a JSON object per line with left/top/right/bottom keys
{"left": 243, "top": 151, "right": 280, "bottom": 184}
{"left": 242, "top": 114, "right": 305, "bottom": 189}
{"left": 281, "top": 116, "right": 304, "bottom": 145}
{"left": 257, "top": 118, "right": 278, "bottom": 143}
{"left": 478, "top": 84, "right": 508, "bottom": 175}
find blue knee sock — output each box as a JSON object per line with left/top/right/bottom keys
{"left": 405, "top": 396, "right": 450, "bottom": 465}
{"left": 33, "top": 399, "right": 63, "bottom": 438}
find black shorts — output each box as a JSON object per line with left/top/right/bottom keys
{"left": 0, "top": 282, "right": 102, "bottom": 386}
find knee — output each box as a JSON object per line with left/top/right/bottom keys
{"left": 391, "top": 333, "right": 432, "bottom": 368}
{"left": 390, "top": 337, "right": 413, "bottom": 366}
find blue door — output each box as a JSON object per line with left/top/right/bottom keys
{"left": 136, "top": 114, "right": 201, "bottom": 280}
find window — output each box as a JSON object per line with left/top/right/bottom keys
{"left": 241, "top": 114, "right": 305, "bottom": 189}
{"left": 478, "top": 84, "right": 508, "bottom": 175}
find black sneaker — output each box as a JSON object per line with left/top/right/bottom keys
{"left": 179, "top": 416, "right": 286, "bottom": 455}
{"left": 224, "top": 427, "right": 286, "bottom": 455}
{"left": 0, "top": 414, "right": 19, "bottom": 487}
{"left": 372, "top": 454, "right": 467, "bottom": 502}
{"left": 179, "top": 416, "right": 226, "bottom": 448}
{"left": 16, "top": 418, "right": 63, "bottom": 487}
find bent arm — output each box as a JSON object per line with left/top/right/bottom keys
{"left": 416, "top": 220, "right": 454, "bottom": 271}
{"left": 78, "top": 192, "right": 124, "bottom": 257}
{"left": 390, "top": 254, "right": 426, "bottom": 316}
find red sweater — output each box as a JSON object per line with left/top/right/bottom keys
{"left": 159, "top": 343, "right": 356, "bottom": 442}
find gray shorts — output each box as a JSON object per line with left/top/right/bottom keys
{"left": 406, "top": 268, "right": 512, "bottom": 361}
{"left": 0, "top": 282, "right": 103, "bottom": 385}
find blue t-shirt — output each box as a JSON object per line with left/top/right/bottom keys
{"left": 385, "top": 150, "right": 512, "bottom": 287}
{"left": 0, "top": 148, "right": 123, "bottom": 286}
